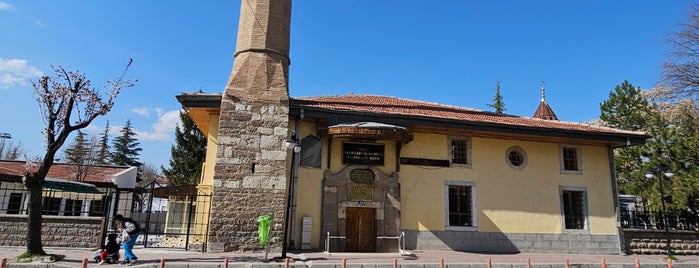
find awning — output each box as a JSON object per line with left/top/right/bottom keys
{"left": 328, "top": 122, "right": 413, "bottom": 143}
{"left": 44, "top": 177, "right": 101, "bottom": 194}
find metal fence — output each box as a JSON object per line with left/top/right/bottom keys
{"left": 0, "top": 182, "right": 213, "bottom": 251}
{"left": 620, "top": 207, "right": 699, "bottom": 231}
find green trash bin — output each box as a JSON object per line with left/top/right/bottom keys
{"left": 257, "top": 215, "right": 272, "bottom": 246}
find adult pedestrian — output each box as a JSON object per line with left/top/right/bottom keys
{"left": 114, "top": 214, "right": 141, "bottom": 265}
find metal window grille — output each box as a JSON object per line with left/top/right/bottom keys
{"left": 562, "top": 190, "right": 585, "bottom": 229}
{"left": 448, "top": 185, "right": 472, "bottom": 226}
{"left": 562, "top": 147, "right": 579, "bottom": 171}
{"left": 451, "top": 139, "right": 469, "bottom": 165}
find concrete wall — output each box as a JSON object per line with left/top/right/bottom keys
{"left": 0, "top": 215, "right": 103, "bottom": 248}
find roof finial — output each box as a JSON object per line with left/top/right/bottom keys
{"left": 540, "top": 81, "right": 546, "bottom": 102}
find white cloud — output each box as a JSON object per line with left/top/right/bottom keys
{"left": 135, "top": 110, "right": 180, "bottom": 141}
{"left": 131, "top": 107, "right": 150, "bottom": 116}
{"left": 0, "top": 58, "right": 43, "bottom": 89}
{"left": 0, "top": 2, "right": 12, "bottom": 10}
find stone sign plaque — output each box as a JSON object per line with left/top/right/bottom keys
{"left": 348, "top": 187, "right": 373, "bottom": 201}
{"left": 350, "top": 169, "right": 375, "bottom": 184}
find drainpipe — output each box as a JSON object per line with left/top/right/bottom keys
{"left": 289, "top": 109, "right": 302, "bottom": 248}
{"left": 608, "top": 146, "right": 624, "bottom": 254}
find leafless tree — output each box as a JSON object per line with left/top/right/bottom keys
{"left": 660, "top": 3, "right": 699, "bottom": 101}
{"left": 24, "top": 59, "right": 135, "bottom": 255}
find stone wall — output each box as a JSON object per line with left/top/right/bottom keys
{"left": 404, "top": 230, "right": 621, "bottom": 254}
{"left": 623, "top": 229, "right": 699, "bottom": 255}
{"left": 0, "top": 215, "right": 103, "bottom": 248}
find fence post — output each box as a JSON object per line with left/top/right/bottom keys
{"left": 160, "top": 258, "right": 166, "bottom": 268}
{"left": 184, "top": 194, "right": 195, "bottom": 251}
{"left": 144, "top": 180, "right": 156, "bottom": 248}
{"left": 82, "top": 258, "right": 88, "bottom": 268}
{"left": 1, "top": 258, "right": 7, "bottom": 268}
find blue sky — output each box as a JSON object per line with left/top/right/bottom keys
{"left": 0, "top": 1, "right": 694, "bottom": 170}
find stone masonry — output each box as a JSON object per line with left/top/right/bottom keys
{"left": 207, "top": 0, "right": 293, "bottom": 252}
{"left": 0, "top": 215, "right": 103, "bottom": 248}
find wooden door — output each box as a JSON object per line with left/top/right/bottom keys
{"left": 345, "top": 207, "right": 375, "bottom": 252}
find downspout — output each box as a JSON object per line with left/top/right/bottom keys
{"left": 290, "top": 109, "right": 303, "bottom": 248}
{"left": 608, "top": 146, "right": 624, "bottom": 254}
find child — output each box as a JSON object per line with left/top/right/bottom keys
{"left": 97, "top": 233, "right": 120, "bottom": 265}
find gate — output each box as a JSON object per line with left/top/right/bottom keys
{"left": 109, "top": 185, "right": 212, "bottom": 251}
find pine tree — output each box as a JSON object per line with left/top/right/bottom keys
{"left": 111, "top": 119, "right": 142, "bottom": 167}
{"left": 162, "top": 111, "right": 207, "bottom": 186}
{"left": 95, "top": 121, "right": 111, "bottom": 165}
{"left": 487, "top": 81, "right": 506, "bottom": 114}
{"left": 63, "top": 131, "right": 97, "bottom": 181}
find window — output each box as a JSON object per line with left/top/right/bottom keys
{"left": 64, "top": 199, "right": 83, "bottom": 216}
{"left": 450, "top": 137, "right": 471, "bottom": 167}
{"left": 42, "top": 197, "right": 61, "bottom": 215}
{"left": 506, "top": 146, "right": 527, "bottom": 170}
{"left": 559, "top": 145, "right": 582, "bottom": 173}
{"left": 7, "top": 193, "right": 23, "bottom": 214}
{"left": 445, "top": 181, "right": 476, "bottom": 230}
{"left": 89, "top": 196, "right": 107, "bottom": 217}
{"left": 560, "top": 187, "right": 588, "bottom": 230}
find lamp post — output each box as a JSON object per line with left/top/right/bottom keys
{"left": 281, "top": 133, "right": 300, "bottom": 259}
{"left": 645, "top": 169, "right": 675, "bottom": 258}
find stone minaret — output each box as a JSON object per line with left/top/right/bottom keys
{"left": 208, "top": 0, "right": 292, "bottom": 252}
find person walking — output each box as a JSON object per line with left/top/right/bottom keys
{"left": 114, "top": 214, "right": 141, "bottom": 265}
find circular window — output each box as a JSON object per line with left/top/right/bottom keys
{"left": 506, "top": 146, "right": 527, "bottom": 170}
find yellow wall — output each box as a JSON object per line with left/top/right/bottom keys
{"left": 398, "top": 133, "right": 617, "bottom": 235}
{"left": 293, "top": 120, "right": 324, "bottom": 249}
{"left": 197, "top": 117, "right": 619, "bottom": 250}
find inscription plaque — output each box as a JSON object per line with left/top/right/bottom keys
{"left": 348, "top": 187, "right": 373, "bottom": 201}
{"left": 350, "top": 169, "right": 375, "bottom": 184}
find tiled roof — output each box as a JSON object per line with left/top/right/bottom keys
{"left": 533, "top": 100, "right": 559, "bottom": 121}
{"left": 0, "top": 160, "right": 132, "bottom": 185}
{"left": 291, "top": 94, "right": 643, "bottom": 136}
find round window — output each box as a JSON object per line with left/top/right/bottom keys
{"left": 506, "top": 146, "right": 527, "bottom": 170}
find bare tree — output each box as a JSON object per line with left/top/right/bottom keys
{"left": 0, "top": 140, "right": 26, "bottom": 160}
{"left": 23, "top": 59, "right": 135, "bottom": 255}
{"left": 660, "top": 3, "right": 699, "bottom": 101}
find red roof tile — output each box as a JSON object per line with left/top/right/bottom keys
{"left": 292, "top": 94, "right": 643, "bottom": 136}
{"left": 0, "top": 160, "right": 132, "bottom": 185}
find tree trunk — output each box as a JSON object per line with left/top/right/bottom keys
{"left": 26, "top": 175, "right": 45, "bottom": 255}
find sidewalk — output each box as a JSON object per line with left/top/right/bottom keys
{"left": 1, "top": 246, "right": 697, "bottom": 268}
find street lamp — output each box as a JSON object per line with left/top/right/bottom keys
{"left": 281, "top": 132, "right": 300, "bottom": 259}
{"left": 645, "top": 169, "right": 675, "bottom": 258}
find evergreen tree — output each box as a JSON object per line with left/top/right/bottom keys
{"left": 63, "top": 131, "right": 98, "bottom": 181}
{"left": 95, "top": 121, "right": 111, "bottom": 165}
{"left": 111, "top": 119, "right": 142, "bottom": 167}
{"left": 487, "top": 81, "right": 506, "bottom": 114}
{"left": 600, "top": 81, "right": 699, "bottom": 210}
{"left": 162, "top": 111, "right": 207, "bottom": 186}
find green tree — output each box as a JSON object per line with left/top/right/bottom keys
{"left": 95, "top": 121, "right": 111, "bottom": 165}
{"left": 162, "top": 111, "right": 206, "bottom": 186}
{"left": 601, "top": 81, "right": 699, "bottom": 211}
{"left": 24, "top": 60, "right": 134, "bottom": 255}
{"left": 62, "top": 131, "right": 98, "bottom": 181}
{"left": 111, "top": 119, "right": 142, "bottom": 167}
{"left": 487, "top": 81, "right": 506, "bottom": 114}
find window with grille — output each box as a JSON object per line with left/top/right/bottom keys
{"left": 561, "top": 189, "right": 587, "bottom": 230}
{"left": 89, "top": 196, "right": 106, "bottom": 217}
{"left": 64, "top": 199, "right": 83, "bottom": 216}
{"left": 450, "top": 138, "right": 471, "bottom": 166}
{"left": 448, "top": 185, "right": 473, "bottom": 227}
{"left": 7, "top": 193, "right": 23, "bottom": 214}
{"left": 560, "top": 146, "right": 582, "bottom": 173}
{"left": 42, "top": 197, "right": 61, "bottom": 215}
